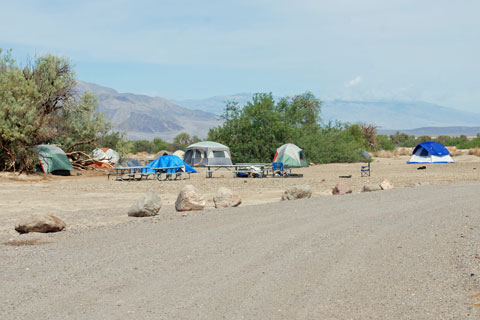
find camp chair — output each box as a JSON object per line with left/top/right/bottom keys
{"left": 361, "top": 161, "right": 371, "bottom": 177}
{"left": 272, "top": 162, "right": 285, "bottom": 177}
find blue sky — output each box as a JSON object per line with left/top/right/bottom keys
{"left": 1, "top": 0, "right": 479, "bottom": 112}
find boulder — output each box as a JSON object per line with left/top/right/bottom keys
{"left": 332, "top": 182, "right": 352, "bottom": 195}
{"left": 380, "top": 179, "right": 394, "bottom": 190}
{"left": 281, "top": 185, "right": 312, "bottom": 200}
{"left": 128, "top": 189, "right": 162, "bottom": 217}
{"left": 362, "top": 184, "right": 382, "bottom": 192}
{"left": 214, "top": 187, "right": 241, "bottom": 208}
{"left": 15, "top": 214, "right": 66, "bottom": 233}
{"left": 175, "top": 185, "right": 206, "bottom": 211}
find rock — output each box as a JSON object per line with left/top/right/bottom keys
{"left": 128, "top": 189, "right": 162, "bottom": 217}
{"left": 15, "top": 214, "right": 66, "bottom": 233}
{"left": 175, "top": 185, "right": 206, "bottom": 211}
{"left": 380, "top": 179, "right": 394, "bottom": 190}
{"left": 214, "top": 187, "right": 241, "bottom": 208}
{"left": 282, "top": 185, "right": 312, "bottom": 200}
{"left": 362, "top": 184, "right": 382, "bottom": 192}
{"left": 332, "top": 182, "right": 352, "bottom": 195}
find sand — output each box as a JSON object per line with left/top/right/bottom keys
{"left": 1, "top": 154, "right": 480, "bottom": 318}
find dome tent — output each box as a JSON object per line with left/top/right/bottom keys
{"left": 407, "top": 142, "right": 454, "bottom": 164}
{"left": 184, "top": 141, "right": 233, "bottom": 167}
{"left": 173, "top": 150, "right": 185, "bottom": 160}
{"left": 273, "top": 143, "right": 308, "bottom": 167}
{"left": 91, "top": 148, "right": 120, "bottom": 167}
{"left": 35, "top": 145, "right": 73, "bottom": 175}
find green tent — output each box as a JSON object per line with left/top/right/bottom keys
{"left": 273, "top": 143, "right": 308, "bottom": 167}
{"left": 35, "top": 145, "right": 73, "bottom": 175}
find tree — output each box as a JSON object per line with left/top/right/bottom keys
{"left": 0, "top": 49, "right": 117, "bottom": 172}
{"left": 208, "top": 92, "right": 368, "bottom": 164}
{"left": 172, "top": 132, "right": 200, "bottom": 150}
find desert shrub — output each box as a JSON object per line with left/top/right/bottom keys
{"left": 468, "top": 148, "right": 480, "bottom": 157}
{"left": 376, "top": 135, "right": 395, "bottom": 151}
{"left": 446, "top": 146, "right": 463, "bottom": 156}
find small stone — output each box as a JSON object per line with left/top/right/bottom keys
{"left": 282, "top": 185, "right": 312, "bottom": 200}
{"left": 128, "top": 189, "right": 162, "bottom": 217}
{"left": 362, "top": 184, "right": 382, "bottom": 192}
{"left": 175, "top": 185, "right": 206, "bottom": 211}
{"left": 15, "top": 214, "right": 66, "bottom": 233}
{"left": 214, "top": 187, "right": 241, "bottom": 208}
{"left": 332, "top": 182, "right": 352, "bottom": 195}
{"left": 380, "top": 179, "right": 394, "bottom": 190}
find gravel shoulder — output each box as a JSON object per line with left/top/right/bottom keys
{"left": 1, "top": 182, "right": 480, "bottom": 319}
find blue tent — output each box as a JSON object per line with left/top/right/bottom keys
{"left": 142, "top": 155, "right": 197, "bottom": 173}
{"left": 408, "top": 142, "right": 454, "bottom": 164}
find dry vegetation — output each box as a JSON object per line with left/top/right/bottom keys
{"left": 372, "top": 147, "right": 412, "bottom": 158}
{"left": 469, "top": 148, "right": 480, "bottom": 157}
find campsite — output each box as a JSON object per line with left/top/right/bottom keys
{"left": 2, "top": 2, "right": 480, "bottom": 318}
{"left": 2, "top": 150, "right": 480, "bottom": 318}
{"left": 1, "top": 149, "right": 480, "bottom": 239}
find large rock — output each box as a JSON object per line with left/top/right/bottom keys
{"left": 15, "top": 214, "right": 66, "bottom": 233}
{"left": 281, "top": 185, "right": 312, "bottom": 200}
{"left": 128, "top": 189, "right": 162, "bottom": 217}
{"left": 380, "top": 179, "right": 394, "bottom": 190}
{"left": 214, "top": 187, "right": 241, "bottom": 208}
{"left": 362, "top": 184, "right": 382, "bottom": 192}
{"left": 332, "top": 182, "right": 352, "bottom": 195}
{"left": 175, "top": 185, "right": 206, "bottom": 211}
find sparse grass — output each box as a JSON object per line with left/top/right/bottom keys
{"left": 446, "top": 146, "right": 464, "bottom": 156}
{"left": 469, "top": 148, "right": 480, "bottom": 157}
{"left": 1, "top": 239, "right": 50, "bottom": 246}
{"left": 372, "top": 147, "right": 412, "bottom": 158}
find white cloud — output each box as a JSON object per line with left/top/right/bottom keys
{"left": 344, "top": 76, "right": 363, "bottom": 88}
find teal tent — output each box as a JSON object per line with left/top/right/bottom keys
{"left": 35, "top": 145, "right": 73, "bottom": 175}
{"left": 273, "top": 143, "right": 308, "bottom": 167}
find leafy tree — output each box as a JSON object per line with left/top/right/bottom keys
{"left": 172, "top": 132, "right": 200, "bottom": 150}
{"left": 0, "top": 49, "right": 118, "bottom": 171}
{"left": 208, "top": 92, "right": 366, "bottom": 163}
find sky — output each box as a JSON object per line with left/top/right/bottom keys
{"left": 1, "top": 0, "right": 479, "bottom": 112}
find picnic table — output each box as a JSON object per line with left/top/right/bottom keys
{"left": 108, "top": 166, "right": 188, "bottom": 181}
{"left": 107, "top": 166, "right": 147, "bottom": 181}
{"left": 148, "top": 166, "right": 189, "bottom": 181}
{"left": 205, "top": 163, "right": 272, "bottom": 178}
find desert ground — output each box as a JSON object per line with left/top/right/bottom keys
{"left": 1, "top": 154, "right": 480, "bottom": 318}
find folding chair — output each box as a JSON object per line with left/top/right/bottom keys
{"left": 361, "top": 161, "right": 371, "bottom": 177}
{"left": 272, "top": 162, "right": 284, "bottom": 177}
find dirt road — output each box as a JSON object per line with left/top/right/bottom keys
{"left": 1, "top": 182, "right": 480, "bottom": 319}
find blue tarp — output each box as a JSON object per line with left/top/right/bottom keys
{"left": 412, "top": 142, "right": 450, "bottom": 156}
{"left": 142, "top": 155, "right": 197, "bottom": 174}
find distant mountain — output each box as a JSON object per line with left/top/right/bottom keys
{"left": 76, "top": 82, "right": 480, "bottom": 140}
{"left": 172, "top": 93, "right": 254, "bottom": 115}
{"left": 321, "top": 100, "right": 480, "bottom": 130}
{"left": 76, "top": 81, "right": 221, "bottom": 141}
{"left": 378, "top": 126, "right": 480, "bottom": 137}
{"left": 175, "top": 94, "right": 480, "bottom": 131}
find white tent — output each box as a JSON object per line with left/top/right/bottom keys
{"left": 184, "top": 141, "right": 232, "bottom": 167}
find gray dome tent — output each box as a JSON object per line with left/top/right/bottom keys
{"left": 184, "top": 141, "right": 233, "bottom": 167}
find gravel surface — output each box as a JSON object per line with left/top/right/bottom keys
{"left": 1, "top": 182, "right": 480, "bottom": 319}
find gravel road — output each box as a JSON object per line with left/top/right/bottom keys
{"left": 1, "top": 182, "right": 480, "bottom": 319}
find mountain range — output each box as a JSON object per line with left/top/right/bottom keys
{"left": 75, "top": 81, "right": 221, "bottom": 141}
{"left": 77, "top": 82, "right": 480, "bottom": 140}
